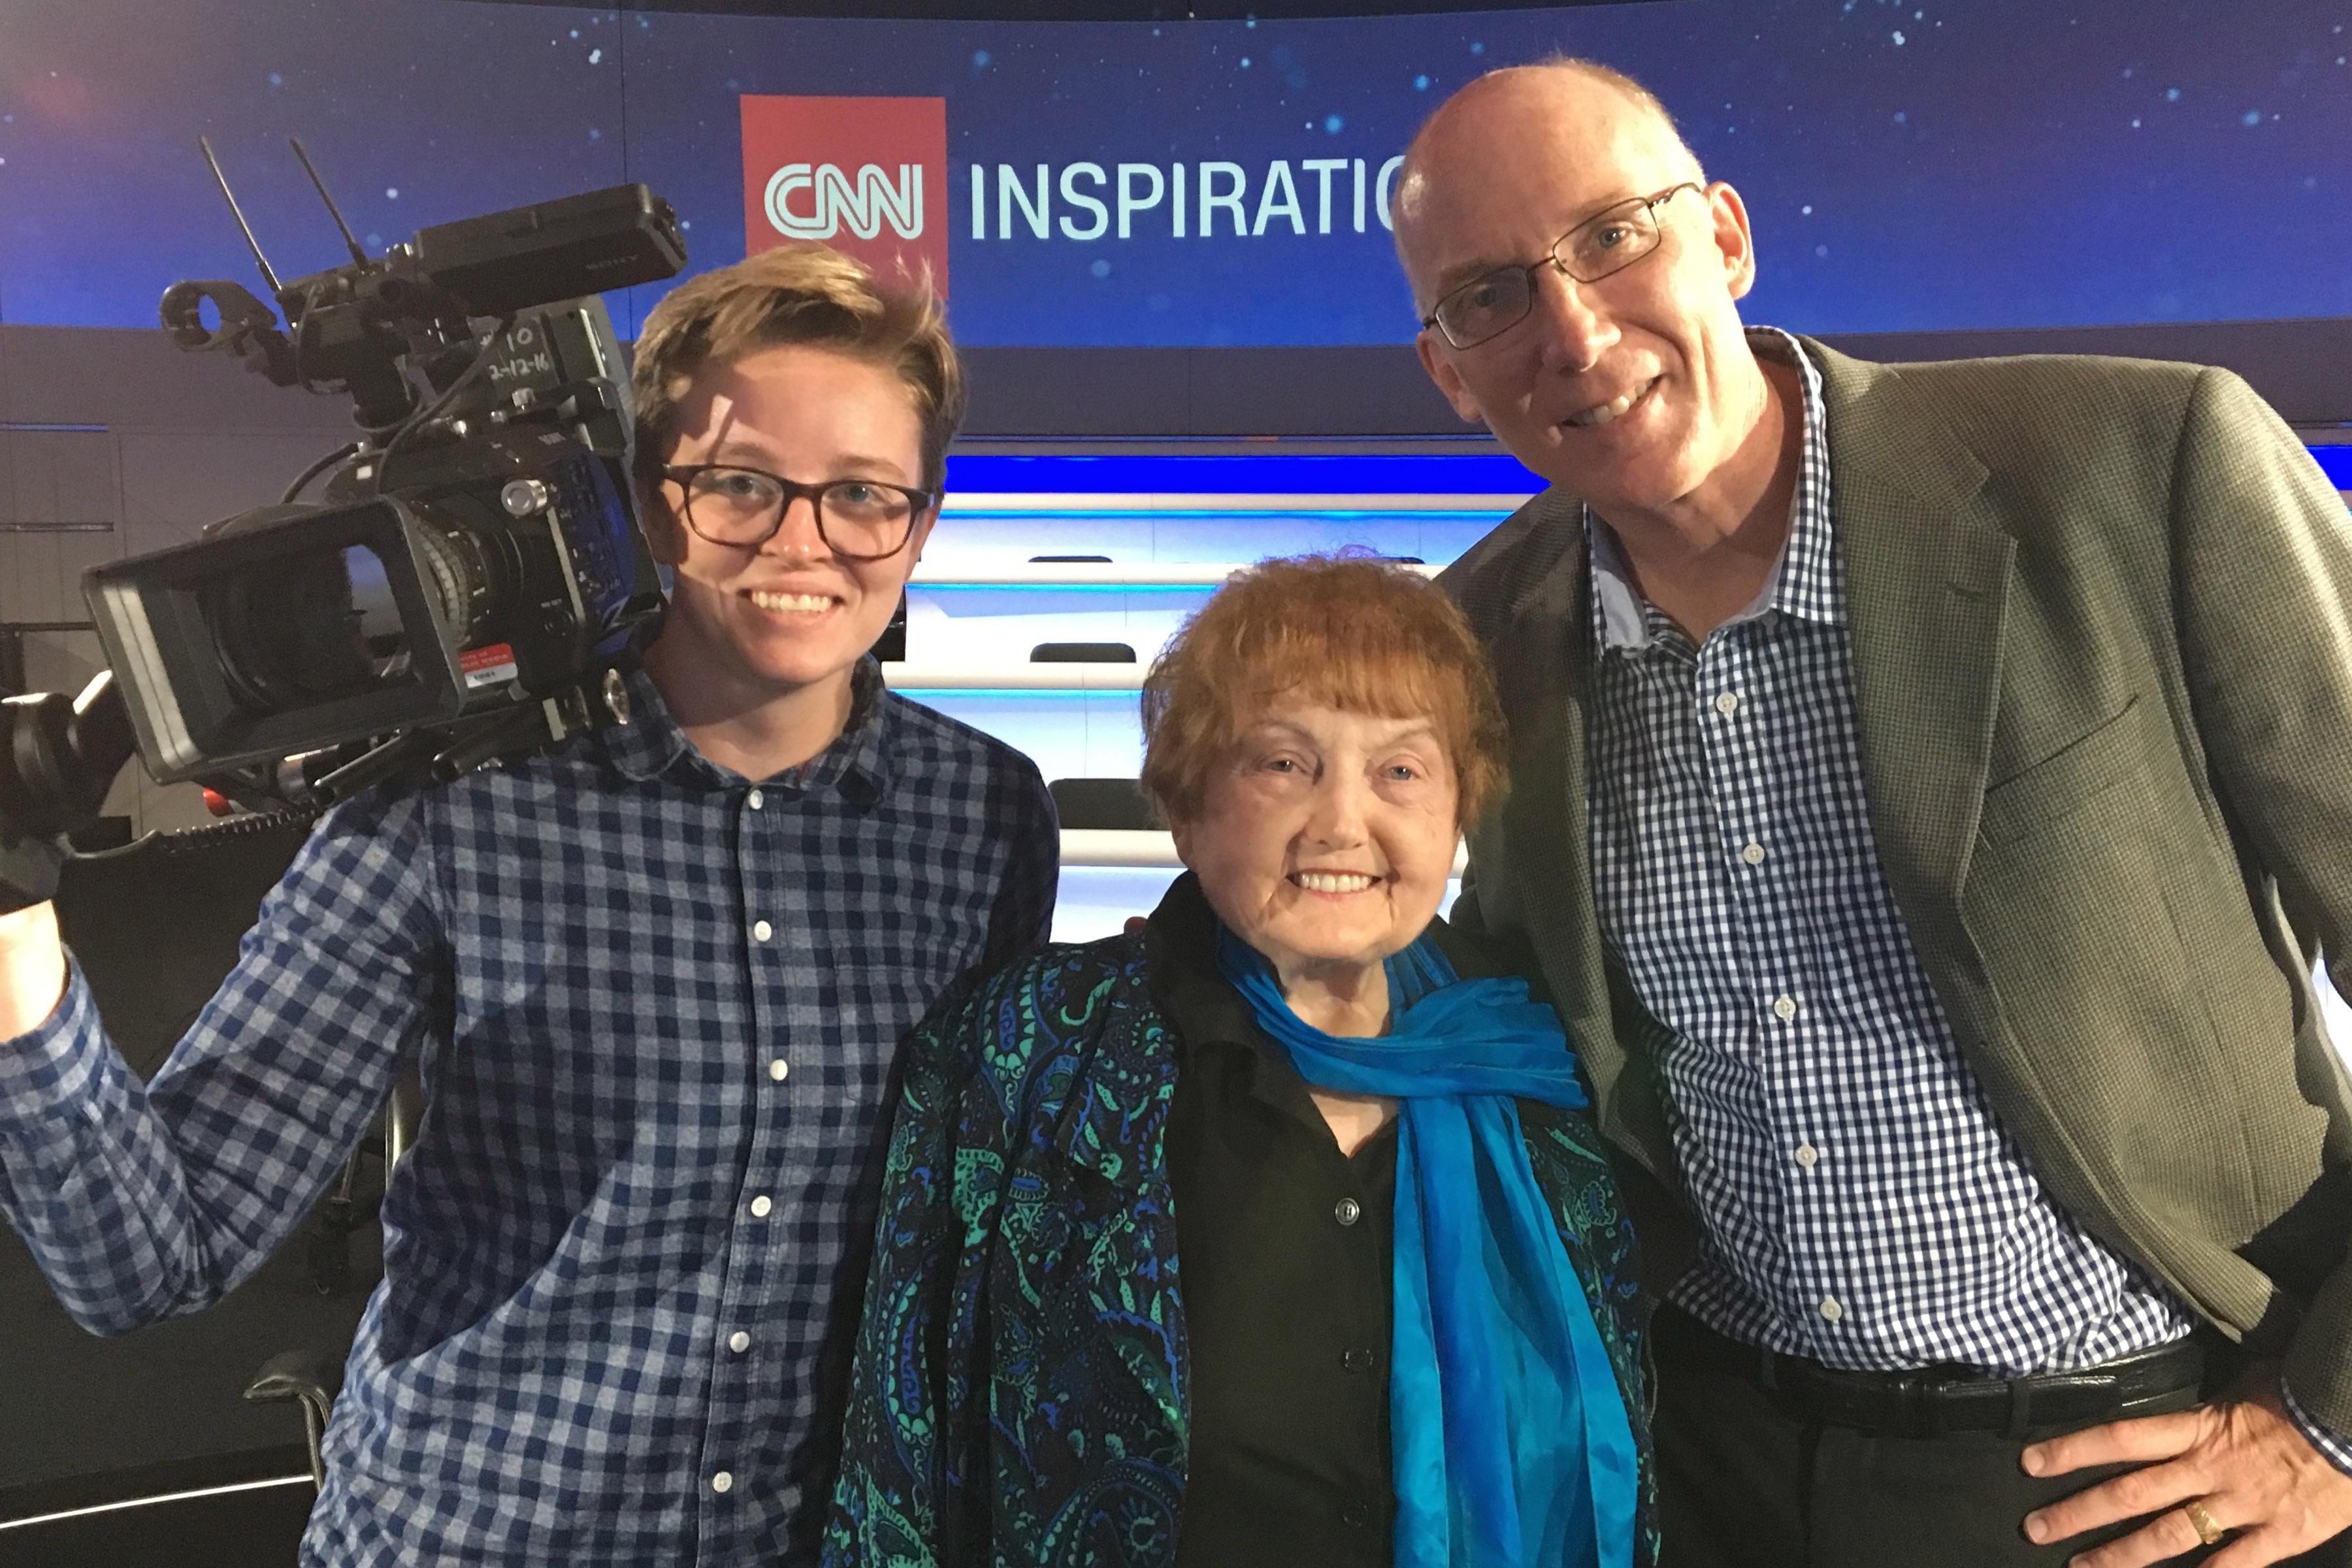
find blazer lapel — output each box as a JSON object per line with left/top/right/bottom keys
{"left": 1810, "top": 342, "right": 2011, "bottom": 936}
{"left": 1491, "top": 519, "right": 1680, "bottom": 1187}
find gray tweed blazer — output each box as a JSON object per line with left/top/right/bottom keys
{"left": 1437, "top": 338, "right": 2352, "bottom": 1433}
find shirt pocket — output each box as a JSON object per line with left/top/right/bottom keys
{"left": 1977, "top": 696, "right": 2142, "bottom": 847}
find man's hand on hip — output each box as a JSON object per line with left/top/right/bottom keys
{"left": 2021, "top": 1369, "right": 2352, "bottom": 1565}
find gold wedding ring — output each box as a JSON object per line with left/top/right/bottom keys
{"left": 2182, "top": 1499, "right": 2227, "bottom": 1548}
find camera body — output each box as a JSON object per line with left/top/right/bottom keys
{"left": 90, "top": 184, "right": 686, "bottom": 797}
{"left": 89, "top": 297, "right": 659, "bottom": 785}
{"left": 0, "top": 177, "right": 687, "bottom": 911}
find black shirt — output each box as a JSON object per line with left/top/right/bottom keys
{"left": 1150, "top": 874, "right": 1496, "bottom": 1568}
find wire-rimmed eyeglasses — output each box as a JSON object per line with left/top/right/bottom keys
{"left": 660, "top": 465, "right": 938, "bottom": 561}
{"left": 1420, "top": 182, "right": 1705, "bottom": 350}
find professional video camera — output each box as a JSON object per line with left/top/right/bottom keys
{"left": 0, "top": 142, "right": 687, "bottom": 913}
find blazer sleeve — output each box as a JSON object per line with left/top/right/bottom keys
{"left": 1446, "top": 848, "right": 1499, "bottom": 951}
{"left": 2168, "top": 366, "right": 2352, "bottom": 1431}
{"left": 822, "top": 964, "right": 1022, "bottom": 1567}
{"left": 1448, "top": 824, "right": 1551, "bottom": 991}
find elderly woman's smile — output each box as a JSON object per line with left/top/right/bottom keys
{"left": 1294, "top": 871, "right": 1379, "bottom": 894}
{"left": 1171, "top": 702, "right": 1461, "bottom": 1019}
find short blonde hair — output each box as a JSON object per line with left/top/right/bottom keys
{"left": 1140, "top": 554, "right": 1508, "bottom": 828}
{"left": 630, "top": 244, "right": 967, "bottom": 502}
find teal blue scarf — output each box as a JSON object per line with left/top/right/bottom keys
{"left": 1217, "top": 923, "right": 1637, "bottom": 1568}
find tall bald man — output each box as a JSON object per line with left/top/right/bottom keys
{"left": 1399, "top": 58, "right": 2352, "bottom": 1568}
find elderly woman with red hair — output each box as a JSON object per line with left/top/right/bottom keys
{"left": 823, "top": 555, "right": 1655, "bottom": 1568}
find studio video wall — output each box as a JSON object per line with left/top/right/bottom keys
{"left": 0, "top": 0, "right": 2346, "bottom": 347}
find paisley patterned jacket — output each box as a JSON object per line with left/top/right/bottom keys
{"left": 820, "top": 923, "right": 1659, "bottom": 1568}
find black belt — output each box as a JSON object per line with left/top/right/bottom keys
{"left": 1656, "top": 1304, "right": 2206, "bottom": 1439}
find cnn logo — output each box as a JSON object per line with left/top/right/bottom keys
{"left": 740, "top": 96, "right": 948, "bottom": 293}
{"left": 764, "top": 163, "right": 925, "bottom": 241}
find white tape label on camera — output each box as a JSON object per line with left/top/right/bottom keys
{"left": 460, "top": 643, "right": 520, "bottom": 689}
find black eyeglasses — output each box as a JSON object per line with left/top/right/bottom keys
{"left": 660, "top": 465, "right": 938, "bottom": 561}
{"left": 1420, "top": 182, "right": 1705, "bottom": 350}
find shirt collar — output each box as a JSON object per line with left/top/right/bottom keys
{"left": 1147, "top": 872, "right": 1268, "bottom": 1064}
{"left": 1585, "top": 326, "right": 1842, "bottom": 655}
{"left": 602, "top": 655, "right": 893, "bottom": 809}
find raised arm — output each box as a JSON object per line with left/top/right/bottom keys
{"left": 0, "top": 790, "right": 443, "bottom": 1333}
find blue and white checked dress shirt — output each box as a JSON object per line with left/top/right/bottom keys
{"left": 0, "top": 658, "right": 1060, "bottom": 1564}
{"left": 1585, "top": 329, "right": 2197, "bottom": 1373}
{"left": 1584, "top": 329, "right": 2352, "bottom": 1468}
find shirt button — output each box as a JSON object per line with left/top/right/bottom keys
{"left": 1740, "top": 840, "right": 1767, "bottom": 866}
{"left": 1772, "top": 995, "right": 1799, "bottom": 1022}
{"left": 728, "top": 1330, "right": 751, "bottom": 1354}
{"left": 1334, "top": 1197, "right": 1362, "bottom": 1226}
{"left": 752, "top": 919, "right": 773, "bottom": 941}
{"left": 710, "top": 1470, "right": 734, "bottom": 1494}
{"left": 749, "top": 1194, "right": 773, "bottom": 1218}
{"left": 747, "top": 789, "right": 764, "bottom": 810}
{"left": 1341, "top": 1502, "right": 1375, "bottom": 1529}
{"left": 1342, "top": 1347, "right": 1375, "bottom": 1373}
{"left": 1714, "top": 691, "right": 1740, "bottom": 717}
{"left": 769, "top": 1058, "right": 790, "bottom": 1083}
{"left": 1795, "top": 1143, "right": 1820, "bottom": 1169}
{"left": 1820, "top": 1296, "right": 1844, "bottom": 1323}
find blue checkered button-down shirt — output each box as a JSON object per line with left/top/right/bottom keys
{"left": 0, "top": 659, "right": 1058, "bottom": 1565}
{"left": 1584, "top": 331, "right": 2198, "bottom": 1377}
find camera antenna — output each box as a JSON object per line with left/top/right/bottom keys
{"left": 288, "top": 137, "right": 368, "bottom": 265}
{"left": 197, "top": 136, "right": 284, "bottom": 297}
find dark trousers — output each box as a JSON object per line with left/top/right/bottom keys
{"left": 1652, "top": 1305, "right": 2352, "bottom": 1568}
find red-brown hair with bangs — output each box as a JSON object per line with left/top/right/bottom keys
{"left": 1139, "top": 553, "right": 1508, "bottom": 828}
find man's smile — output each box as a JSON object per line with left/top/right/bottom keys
{"left": 1565, "top": 376, "right": 1660, "bottom": 429}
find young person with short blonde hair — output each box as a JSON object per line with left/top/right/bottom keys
{"left": 0, "top": 244, "right": 1056, "bottom": 1565}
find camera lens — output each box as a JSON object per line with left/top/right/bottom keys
{"left": 204, "top": 542, "right": 410, "bottom": 712}
{"left": 405, "top": 517, "right": 493, "bottom": 644}
{"left": 201, "top": 515, "right": 489, "bottom": 715}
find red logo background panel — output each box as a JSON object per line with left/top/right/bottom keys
{"left": 740, "top": 95, "right": 949, "bottom": 297}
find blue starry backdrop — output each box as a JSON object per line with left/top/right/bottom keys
{"left": 0, "top": 0, "right": 2345, "bottom": 346}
